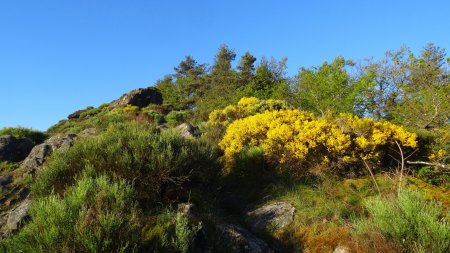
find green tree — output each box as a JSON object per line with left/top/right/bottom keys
{"left": 392, "top": 44, "right": 450, "bottom": 129}
{"left": 295, "top": 57, "right": 362, "bottom": 116}
{"left": 237, "top": 51, "right": 257, "bottom": 87}
{"left": 238, "top": 57, "right": 290, "bottom": 100}
{"left": 196, "top": 45, "right": 238, "bottom": 118}
{"left": 356, "top": 47, "right": 410, "bottom": 119}
{"left": 156, "top": 56, "right": 207, "bottom": 110}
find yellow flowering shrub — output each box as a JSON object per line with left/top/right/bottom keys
{"left": 208, "top": 97, "right": 289, "bottom": 127}
{"left": 427, "top": 127, "right": 450, "bottom": 162}
{"left": 110, "top": 105, "right": 140, "bottom": 115}
{"left": 219, "top": 109, "right": 418, "bottom": 171}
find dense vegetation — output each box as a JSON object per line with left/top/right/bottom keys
{"left": 0, "top": 43, "right": 449, "bottom": 252}
{"left": 0, "top": 126, "right": 47, "bottom": 145}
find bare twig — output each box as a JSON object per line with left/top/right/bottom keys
{"left": 362, "top": 159, "right": 381, "bottom": 195}
{"left": 406, "top": 160, "right": 449, "bottom": 170}
{"left": 395, "top": 140, "right": 405, "bottom": 196}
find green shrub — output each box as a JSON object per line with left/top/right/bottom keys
{"left": 33, "top": 122, "right": 220, "bottom": 204}
{"left": 0, "top": 126, "right": 47, "bottom": 144}
{"left": 0, "top": 172, "right": 140, "bottom": 253}
{"left": 142, "top": 210, "right": 201, "bottom": 253}
{"left": 165, "top": 111, "right": 192, "bottom": 126}
{"left": 79, "top": 107, "right": 102, "bottom": 119}
{"left": 354, "top": 190, "right": 450, "bottom": 253}
{"left": 47, "top": 112, "right": 127, "bottom": 135}
{"left": 142, "top": 109, "right": 165, "bottom": 124}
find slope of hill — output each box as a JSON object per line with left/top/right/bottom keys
{"left": 0, "top": 85, "right": 448, "bottom": 253}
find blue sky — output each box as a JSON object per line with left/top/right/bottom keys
{"left": 1, "top": 0, "right": 449, "bottom": 130}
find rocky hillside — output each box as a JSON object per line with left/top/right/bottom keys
{"left": 0, "top": 86, "right": 448, "bottom": 253}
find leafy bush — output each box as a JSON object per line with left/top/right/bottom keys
{"left": 1, "top": 172, "right": 140, "bottom": 253}
{"left": 165, "top": 111, "right": 191, "bottom": 126}
{"left": 33, "top": 122, "right": 220, "bottom": 204}
{"left": 0, "top": 126, "right": 47, "bottom": 144}
{"left": 354, "top": 190, "right": 450, "bottom": 253}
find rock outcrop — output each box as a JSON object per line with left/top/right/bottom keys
{"left": 67, "top": 107, "right": 92, "bottom": 119}
{"left": 20, "top": 133, "right": 76, "bottom": 176}
{"left": 109, "top": 87, "right": 162, "bottom": 110}
{"left": 0, "top": 135, "right": 34, "bottom": 162}
{"left": 245, "top": 202, "right": 295, "bottom": 234}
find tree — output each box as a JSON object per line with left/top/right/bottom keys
{"left": 295, "top": 57, "right": 362, "bottom": 116}
{"left": 391, "top": 44, "right": 450, "bottom": 129}
{"left": 238, "top": 57, "right": 289, "bottom": 100}
{"left": 196, "top": 45, "right": 238, "bottom": 118}
{"left": 156, "top": 56, "right": 207, "bottom": 110}
{"left": 237, "top": 52, "right": 257, "bottom": 87}
{"left": 210, "top": 44, "right": 237, "bottom": 86}
{"left": 356, "top": 47, "right": 410, "bottom": 119}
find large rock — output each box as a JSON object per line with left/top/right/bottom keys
{"left": 0, "top": 135, "right": 34, "bottom": 162}
{"left": 3, "top": 198, "right": 30, "bottom": 234}
{"left": 245, "top": 202, "right": 295, "bottom": 234}
{"left": 20, "top": 133, "right": 76, "bottom": 174}
{"left": 67, "top": 107, "right": 92, "bottom": 119}
{"left": 218, "top": 224, "right": 270, "bottom": 253}
{"left": 176, "top": 123, "right": 199, "bottom": 139}
{"left": 109, "top": 87, "right": 162, "bottom": 110}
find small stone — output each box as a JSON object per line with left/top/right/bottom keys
{"left": 0, "top": 175, "right": 12, "bottom": 188}
{"left": 176, "top": 123, "right": 199, "bottom": 139}
{"left": 333, "top": 245, "right": 350, "bottom": 253}
{"left": 245, "top": 201, "right": 295, "bottom": 234}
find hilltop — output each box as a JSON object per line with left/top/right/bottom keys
{"left": 0, "top": 44, "right": 449, "bottom": 253}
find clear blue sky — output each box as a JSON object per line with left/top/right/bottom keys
{"left": 1, "top": 0, "right": 449, "bottom": 131}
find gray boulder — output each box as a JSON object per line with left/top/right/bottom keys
{"left": 218, "top": 224, "right": 270, "bottom": 253}
{"left": 245, "top": 202, "right": 295, "bottom": 234}
{"left": 0, "top": 135, "right": 34, "bottom": 162}
{"left": 3, "top": 198, "right": 30, "bottom": 234}
{"left": 109, "top": 87, "right": 162, "bottom": 110}
{"left": 76, "top": 128, "right": 100, "bottom": 139}
{"left": 176, "top": 123, "right": 199, "bottom": 139}
{"left": 67, "top": 107, "right": 90, "bottom": 119}
{"left": 20, "top": 133, "right": 76, "bottom": 174}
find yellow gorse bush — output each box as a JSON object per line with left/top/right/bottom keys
{"left": 208, "top": 97, "right": 289, "bottom": 127}
{"left": 218, "top": 104, "right": 417, "bottom": 170}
